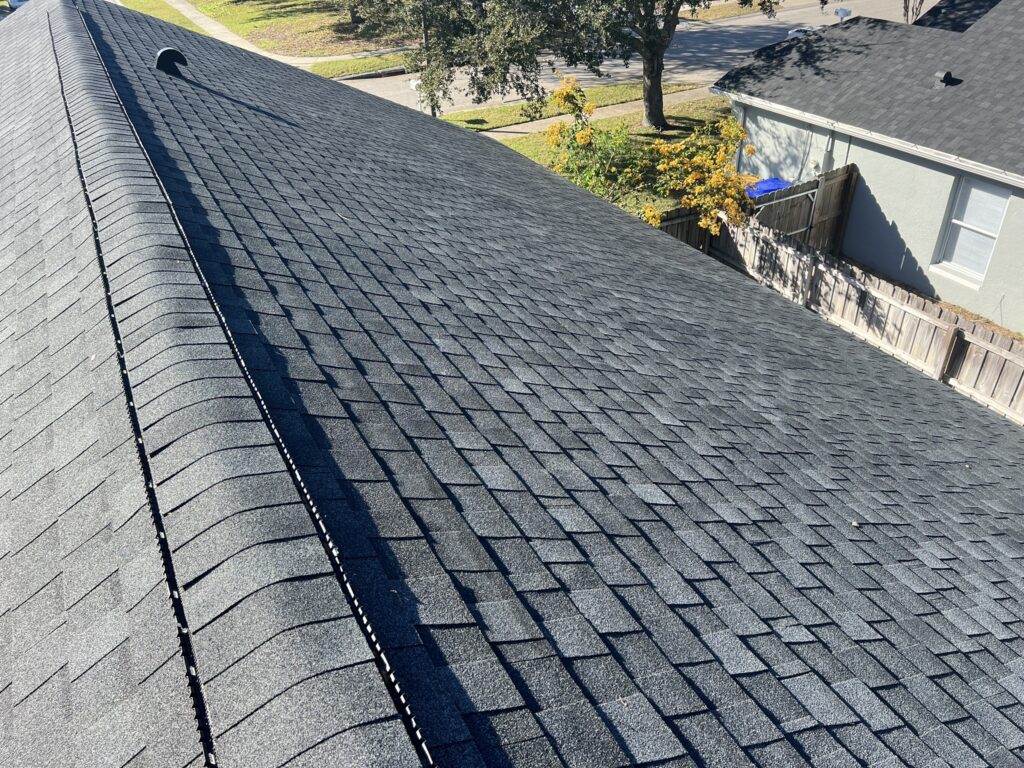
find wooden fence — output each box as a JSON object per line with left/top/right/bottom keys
{"left": 658, "top": 209, "right": 709, "bottom": 253}
{"left": 751, "top": 165, "right": 859, "bottom": 255}
{"left": 661, "top": 215, "right": 1024, "bottom": 425}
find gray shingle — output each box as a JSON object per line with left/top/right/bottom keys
{"left": 715, "top": 4, "right": 1024, "bottom": 177}
{"left": 6, "top": 0, "right": 1024, "bottom": 765}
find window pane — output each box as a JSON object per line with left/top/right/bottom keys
{"left": 953, "top": 179, "right": 1009, "bottom": 235}
{"left": 943, "top": 224, "right": 995, "bottom": 275}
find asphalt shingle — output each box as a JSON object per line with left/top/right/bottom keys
{"left": 715, "top": 0, "right": 1024, "bottom": 177}
{"left": 3, "top": 0, "right": 1024, "bottom": 765}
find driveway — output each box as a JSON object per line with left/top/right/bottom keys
{"left": 346, "top": 0, "right": 938, "bottom": 113}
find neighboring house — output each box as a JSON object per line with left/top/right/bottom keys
{"left": 3, "top": 1, "right": 1024, "bottom": 768}
{"left": 714, "top": 0, "right": 1024, "bottom": 332}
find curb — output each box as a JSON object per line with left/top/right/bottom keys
{"left": 336, "top": 65, "right": 408, "bottom": 81}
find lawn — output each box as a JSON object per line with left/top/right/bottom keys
{"left": 503, "top": 94, "right": 732, "bottom": 212}
{"left": 310, "top": 52, "right": 407, "bottom": 79}
{"left": 117, "top": 0, "right": 207, "bottom": 33}
{"left": 442, "top": 83, "right": 698, "bottom": 132}
{"left": 190, "top": 0, "right": 409, "bottom": 57}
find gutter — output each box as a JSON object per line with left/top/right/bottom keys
{"left": 712, "top": 87, "right": 1024, "bottom": 191}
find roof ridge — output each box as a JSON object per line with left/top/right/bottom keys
{"left": 46, "top": 3, "right": 217, "bottom": 763}
{"left": 58, "top": 1, "right": 432, "bottom": 764}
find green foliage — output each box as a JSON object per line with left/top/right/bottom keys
{"left": 647, "top": 118, "right": 757, "bottom": 232}
{"left": 539, "top": 80, "right": 754, "bottom": 231}
{"left": 541, "top": 79, "right": 644, "bottom": 204}
{"left": 351, "top": 0, "right": 816, "bottom": 123}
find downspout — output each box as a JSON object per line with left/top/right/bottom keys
{"left": 735, "top": 103, "right": 748, "bottom": 172}
{"left": 822, "top": 130, "right": 836, "bottom": 174}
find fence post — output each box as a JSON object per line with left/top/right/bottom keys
{"left": 800, "top": 257, "right": 818, "bottom": 308}
{"left": 933, "top": 323, "right": 961, "bottom": 381}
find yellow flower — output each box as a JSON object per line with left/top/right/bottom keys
{"left": 575, "top": 128, "right": 593, "bottom": 146}
{"left": 641, "top": 204, "right": 663, "bottom": 228}
{"left": 545, "top": 122, "right": 566, "bottom": 147}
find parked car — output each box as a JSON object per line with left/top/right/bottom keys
{"left": 9, "top": 0, "right": 31, "bottom": 9}
{"left": 786, "top": 25, "right": 821, "bottom": 38}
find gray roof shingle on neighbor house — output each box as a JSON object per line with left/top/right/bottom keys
{"left": 714, "top": 0, "right": 1024, "bottom": 179}
{"left": 914, "top": 0, "right": 1005, "bottom": 31}
{"left": 2, "top": 0, "right": 1024, "bottom": 766}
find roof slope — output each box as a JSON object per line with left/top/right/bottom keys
{"left": 0, "top": 5, "right": 204, "bottom": 765}
{"left": 1, "top": 2, "right": 422, "bottom": 766}
{"left": 714, "top": 1, "right": 1024, "bottom": 179}
{"left": 914, "top": 0, "right": 1004, "bottom": 31}
{"left": 4, "top": 0, "right": 1024, "bottom": 766}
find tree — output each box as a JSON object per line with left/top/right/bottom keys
{"left": 356, "top": 0, "right": 811, "bottom": 129}
{"left": 902, "top": 0, "right": 925, "bottom": 22}
{"left": 607, "top": 1, "right": 789, "bottom": 128}
{"left": 355, "top": 0, "right": 473, "bottom": 115}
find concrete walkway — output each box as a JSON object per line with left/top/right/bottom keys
{"left": 482, "top": 86, "right": 713, "bottom": 141}
{"left": 157, "top": 0, "right": 407, "bottom": 68}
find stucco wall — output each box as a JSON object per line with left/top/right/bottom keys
{"left": 736, "top": 104, "right": 1024, "bottom": 333}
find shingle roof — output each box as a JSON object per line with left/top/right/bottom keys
{"left": 914, "top": 0, "right": 1004, "bottom": 31}
{"left": 2, "top": 0, "right": 1024, "bottom": 766}
{"left": 714, "top": 0, "right": 1024, "bottom": 178}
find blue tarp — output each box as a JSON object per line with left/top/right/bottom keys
{"left": 747, "top": 177, "right": 792, "bottom": 198}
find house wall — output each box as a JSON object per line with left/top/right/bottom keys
{"left": 736, "top": 104, "right": 1024, "bottom": 333}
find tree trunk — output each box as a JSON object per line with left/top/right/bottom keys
{"left": 642, "top": 51, "right": 667, "bottom": 129}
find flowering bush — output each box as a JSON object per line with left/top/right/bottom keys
{"left": 545, "top": 78, "right": 643, "bottom": 203}
{"left": 649, "top": 119, "right": 758, "bottom": 234}
{"left": 543, "top": 77, "right": 757, "bottom": 232}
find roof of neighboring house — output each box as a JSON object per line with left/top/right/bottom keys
{"left": 914, "top": 0, "right": 1005, "bottom": 31}
{"left": 714, "top": 0, "right": 1024, "bottom": 179}
{"left": 3, "top": 0, "right": 1024, "bottom": 766}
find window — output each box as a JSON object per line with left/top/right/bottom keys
{"left": 938, "top": 177, "right": 1010, "bottom": 278}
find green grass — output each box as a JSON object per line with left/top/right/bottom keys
{"left": 442, "top": 83, "right": 698, "bottom": 132}
{"left": 504, "top": 94, "right": 732, "bottom": 212}
{"left": 309, "top": 52, "right": 407, "bottom": 79}
{"left": 119, "top": 0, "right": 207, "bottom": 33}
{"left": 190, "top": 0, "right": 409, "bottom": 57}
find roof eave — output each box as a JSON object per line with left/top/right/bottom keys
{"left": 714, "top": 88, "right": 1024, "bottom": 191}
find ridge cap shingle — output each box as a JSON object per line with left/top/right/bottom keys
{"left": 48, "top": 1, "right": 429, "bottom": 763}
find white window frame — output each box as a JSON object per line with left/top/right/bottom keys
{"left": 935, "top": 176, "right": 1010, "bottom": 281}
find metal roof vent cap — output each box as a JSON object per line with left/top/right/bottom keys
{"left": 155, "top": 47, "right": 187, "bottom": 77}
{"left": 933, "top": 70, "right": 959, "bottom": 88}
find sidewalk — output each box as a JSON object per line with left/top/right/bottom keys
{"left": 482, "top": 86, "right": 713, "bottom": 141}
{"left": 156, "top": 0, "right": 406, "bottom": 68}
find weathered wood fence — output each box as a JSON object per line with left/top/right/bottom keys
{"left": 661, "top": 215, "right": 1024, "bottom": 426}
{"left": 750, "top": 165, "right": 860, "bottom": 255}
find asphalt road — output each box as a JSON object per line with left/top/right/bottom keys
{"left": 346, "top": 0, "right": 937, "bottom": 113}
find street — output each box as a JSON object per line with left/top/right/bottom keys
{"left": 345, "top": 0, "right": 937, "bottom": 113}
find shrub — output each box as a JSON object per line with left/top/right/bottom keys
{"left": 545, "top": 78, "right": 643, "bottom": 204}
{"left": 543, "top": 77, "right": 758, "bottom": 232}
{"left": 650, "top": 118, "right": 758, "bottom": 234}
